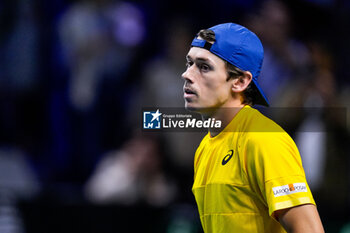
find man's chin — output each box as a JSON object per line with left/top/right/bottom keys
{"left": 185, "top": 102, "right": 217, "bottom": 116}
{"left": 185, "top": 102, "right": 208, "bottom": 114}
{"left": 185, "top": 102, "right": 200, "bottom": 113}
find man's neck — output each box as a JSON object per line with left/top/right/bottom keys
{"left": 205, "top": 103, "right": 246, "bottom": 137}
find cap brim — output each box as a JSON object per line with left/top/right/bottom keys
{"left": 251, "top": 79, "right": 269, "bottom": 107}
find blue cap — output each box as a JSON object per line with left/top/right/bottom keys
{"left": 191, "top": 23, "right": 269, "bottom": 106}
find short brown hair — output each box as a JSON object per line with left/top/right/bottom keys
{"left": 197, "top": 29, "right": 257, "bottom": 105}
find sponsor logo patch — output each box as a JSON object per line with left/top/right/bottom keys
{"left": 222, "top": 150, "right": 234, "bottom": 165}
{"left": 272, "top": 183, "right": 307, "bottom": 197}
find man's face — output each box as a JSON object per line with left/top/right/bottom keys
{"left": 182, "top": 47, "right": 232, "bottom": 112}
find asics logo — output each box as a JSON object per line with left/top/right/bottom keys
{"left": 222, "top": 150, "right": 234, "bottom": 165}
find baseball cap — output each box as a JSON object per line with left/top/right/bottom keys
{"left": 191, "top": 23, "right": 269, "bottom": 106}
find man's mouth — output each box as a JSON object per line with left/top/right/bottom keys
{"left": 183, "top": 87, "right": 197, "bottom": 97}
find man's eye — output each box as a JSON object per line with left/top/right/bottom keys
{"left": 200, "top": 64, "right": 210, "bottom": 72}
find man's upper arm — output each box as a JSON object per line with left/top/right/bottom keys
{"left": 275, "top": 204, "right": 324, "bottom": 233}
{"left": 245, "top": 132, "right": 316, "bottom": 216}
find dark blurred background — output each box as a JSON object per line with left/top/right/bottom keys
{"left": 0, "top": 0, "right": 350, "bottom": 232}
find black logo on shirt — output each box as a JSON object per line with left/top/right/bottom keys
{"left": 222, "top": 150, "right": 234, "bottom": 165}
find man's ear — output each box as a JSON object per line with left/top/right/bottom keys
{"left": 231, "top": 71, "right": 253, "bottom": 93}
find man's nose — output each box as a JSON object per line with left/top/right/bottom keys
{"left": 182, "top": 66, "right": 195, "bottom": 82}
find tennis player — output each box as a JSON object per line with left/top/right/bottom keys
{"left": 182, "top": 23, "right": 324, "bottom": 233}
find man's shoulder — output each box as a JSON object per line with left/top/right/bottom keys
{"left": 238, "top": 107, "right": 296, "bottom": 149}
{"left": 241, "top": 107, "right": 285, "bottom": 133}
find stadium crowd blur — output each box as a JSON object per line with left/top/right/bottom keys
{"left": 0, "top": 0, "right": 350, "bottom": 232}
